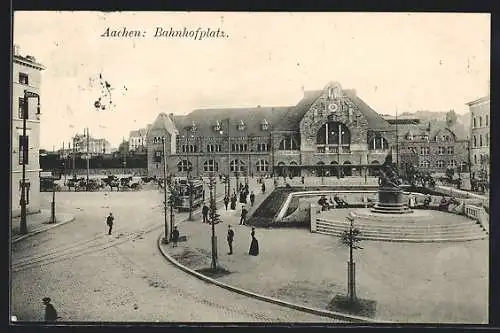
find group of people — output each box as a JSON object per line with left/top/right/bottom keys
{"left": 317, "top": 194, "right": 349, "bottom": 211}
{"left": 227, "top": 225, "right": 259, "bottom": 256}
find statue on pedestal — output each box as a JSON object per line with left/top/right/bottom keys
{"left": 378, "top": 150, "right": 401, "bottom": 189}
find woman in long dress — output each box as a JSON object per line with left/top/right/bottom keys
{"left": 249, "top": 228, "right": 259, "bottom": 256}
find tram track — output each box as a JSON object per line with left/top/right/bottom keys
{"left": 12, "top": 194, "right": 225, "bottom": 273}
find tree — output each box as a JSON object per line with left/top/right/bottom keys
{"left": 340, "top": 213, "right": 363, "bottom": 303}
{"left": 445, "top": 167, "right": 454, "bottom": 182}
{"left": 118, "top": 140, "right": 129, "bottom": 155}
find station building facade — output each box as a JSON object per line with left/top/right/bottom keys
{"left": 147, "top": 81, "right": 402, "bottom": 179}
{"left": 467, "top": 96, "right": 490, "bottom": 180}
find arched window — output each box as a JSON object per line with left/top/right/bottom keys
{"left": 230, "top": 159, "right": 245, "bottom": 172}
{"left": 474, "top": 154, "right": 477, "bottom": 165}
{"left": 177, "top": 160, "right": 192, "bottom": 172}
{"left": 316, "top": 122, "right": 350, "bottom": 146}
{"left": 371, "top": 160, "right": 380, "bottom": 165}
{"left": 479, "top": 116, "right": 483, "bottom": 127}
{"left": 279, "top": 135, "right": 300, "bottom": 150}
{"left": 479, "top": 135, "right": 483, "bottom": 147}
{"left": 203, "top": 160, "right": 218, "bottom": 172}
{"left": 473, "top": 117, "right": 477, "bottom": 128}
{"left": 256, "top": 160, "right": 269, "bottom": 172}
{"left": 368, "top": 134, "right": 389, "bottom": 150}
{"left": 330, "top": 161, "right": 338, "bottom": 165}
{"left": 473, "top": 136, "right": 477, "bottom": 147}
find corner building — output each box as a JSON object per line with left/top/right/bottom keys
{"left": 147, "top": 82, "right": 397, "bottom": 179}
{"left": 12, "top": 50, "right": 45, "bottom": 217}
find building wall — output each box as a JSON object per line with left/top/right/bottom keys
{"left": 469, "top": 98, "right": 490, "bottom": 177}
{"left": 12, "top": 57, "right": 44, "bottom": 217}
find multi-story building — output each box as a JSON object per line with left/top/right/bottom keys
{"left": 147, "top": 81, "right": 401, "bottom": 179}
{"left": 385, "top": 112, "right": 469, "bottom": 174}
{"left": 129, "top": 125, "right": 150, "bottom": 152}
{"left": 467, "top": 96, "right": 490, "bottom": 180}
{"left": 70, "top": 133, "right": 111, "bottom": 155}
{"left": 12, "top": 45, "right": 45, "bottom": 217}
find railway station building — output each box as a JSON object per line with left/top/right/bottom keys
{"left": 146, "top": 81, "right": 467, "bottom": 179}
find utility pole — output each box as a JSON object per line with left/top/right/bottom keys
{"left": 467, "top": 137, "right": 473, "bottom": 190}
{"left": 395, "top": 107, "right": 399, "bottom": 169}
{"left": 162, "top": 137, "right": 169, "bottom": 243}
{"left": 72, "top": 137, "right": 76, "bottom": 178}
{"left": 185, "top": 126, "right": 194, "bottom": 221}
{"left": 86, "top": 127, "right": 90, "bottom": 190}
{"left": 226, "top": 118, "right": 231, "bottom": 198}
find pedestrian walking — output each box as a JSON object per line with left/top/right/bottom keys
{"left": 249, "top": 228, "right": 259, "bottom": 256}
{"left": 172, "top": 226, "right": 179, "bottom": 247}
{"left": 223, "top": 195, "right": 229, "bottom": 210}
{"left": 261, "top": 182, "right": 266, "bottom": 194}
{"left": 249, "top": 191, "right": 255, "bottom": 206}
{"left": 106, "top": 212, "right": 114, "bottom": 235}
{"left": 202, "top": 203, "right": 209, "bottom": 223}
{"left": 42, "top": 297, "right": 58, "bottom": 322}
{"left": 301, "top": 176, "right": 305, "bottom": 184}
{"left": 230, "top": 195, "right": 237, "bottom": 210}
{"left": 227, "top": 225, "right": 234, "bottom": 255}
{"left": 240, "top": 206, "right": 248, "bottom": 225}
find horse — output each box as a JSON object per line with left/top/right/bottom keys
{"left": 102, "top": 176, "right": 120, "bottom": 191}
{"left": 119, "top": 176, "right": 134, "bottom": 191}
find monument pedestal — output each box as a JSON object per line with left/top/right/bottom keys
{"left": 371, "top": 186, "right": 413, "bottom": 214}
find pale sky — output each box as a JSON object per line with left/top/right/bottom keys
{"left": 13, "top": 11, "right": 490, "bottom": 150}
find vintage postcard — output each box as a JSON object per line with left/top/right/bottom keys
{"left": 11, "top": 11, "right": 490, "bottom": 324}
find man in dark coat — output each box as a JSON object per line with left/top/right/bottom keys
{"left": 261, "top": 182, "right": 266, "bottom": 194}
{"left": 227, "top": 225, "right": 234, "bottom": 255}
{"left": 230, "top": 195, "right": 237, "bottom": 210}
{"left": 42, "top": 297, "right": 58, "bottom": 322}
{"left": 106, "top": 212, "right": 114, "bottom": 235}
{"left": 202, "top": 203, "right": 209, "bottom": 223}
{"left": 240, "top": 206, "right": 248, "bottom": 225}
{"left": 172, "top": 226, "right": 180, "bottom": 247}
{"left": 223, "top": 196, "right": 229, "bottom": 210}
{"left": 249, "top": 191, "right": 255, "bottom": 206}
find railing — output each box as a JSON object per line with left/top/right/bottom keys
{"left": 465, "top": 204, "right": 489, "bottom": 234}
{"left": 316, "top": 145, "right": 351, "bottom": 153}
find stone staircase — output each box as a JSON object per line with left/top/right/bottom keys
{"left": 313, "top": 217, "right": 488, "bottom": 243}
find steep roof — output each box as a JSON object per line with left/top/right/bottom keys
{"left": 172, "top": 106, "right": 292, "bottom": 137}
{"left": 149, "top": 113, "right": 179, "bottom": 135}
{"left": 343, "top": 89, "right": 393, "bottom": 131}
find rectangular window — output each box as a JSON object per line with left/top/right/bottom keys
{"left": 18, "top": 97, "right": 26, "bottom": 119}
{"left": 420, "top": 147, "right": 429, "bottom": 155}
{"left": 154, "top": 150, "right": 162, "bottom": 163}
{"left": 19, "top": 135, "right": 28, "bottom": 165}
{"left": 19, "top": 73, "right": 29, "bottom": 85}
{"left": 438, "top": 147, "right": 445, "bottom": 155}
{"left": 447, "top": 147, "right": 454, "bottom": 155}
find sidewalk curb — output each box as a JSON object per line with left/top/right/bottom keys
{"left": 156, "top": 232, "right": 388, "bottom": 323}
{"left": 12, "top": 215, "right": 76, "bottom": 244}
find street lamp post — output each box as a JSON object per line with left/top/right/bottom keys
{"left": 162, "top": 137, "right": 169, "bottom": 243}
{"left": 184, "top": 125, "right": 196, "bottom": 221}
{"left": 208, "top": 173, "right": 218, "bottom": 271}
{"left": 50, "top": 174, "right": 56, "bottom": 223}
{"left": 19, "top": 90, "right": 40, "bottom": 235}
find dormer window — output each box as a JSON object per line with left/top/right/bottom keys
{"left": 190, "top": 121, "right": 198, "bottom": 132}
{"left": 237, "top": 120, "right": 246, "bottom": 131}
{"left": 213, "top": 120, "right": 221, "bottom": 132}
{"left": 260, "top": 119, "right": 269, "bottom": 131}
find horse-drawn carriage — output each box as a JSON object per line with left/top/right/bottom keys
{"left": 101, "top": 175, "right": 142, "bottom": 191}
{"left": 65, "top": 177, "right": 103, "bottom": 191}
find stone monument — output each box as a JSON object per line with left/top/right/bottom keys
{"left": 371, "top": 150, "right": 413, "bottom": 214}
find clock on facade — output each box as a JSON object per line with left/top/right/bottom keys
{"left": 328, "top": 103, "right": 339, "bottom": 112}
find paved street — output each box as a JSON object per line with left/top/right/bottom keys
{"left": 11, "top": 187, "right": 340, "bottom": 322}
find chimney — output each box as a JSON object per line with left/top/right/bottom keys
{"left": 13, "top": 44, "right": 20, "bottom": 56}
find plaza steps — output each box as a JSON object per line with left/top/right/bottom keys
{"left": 314, "top": 219, "right": 488, "bottom": 243}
